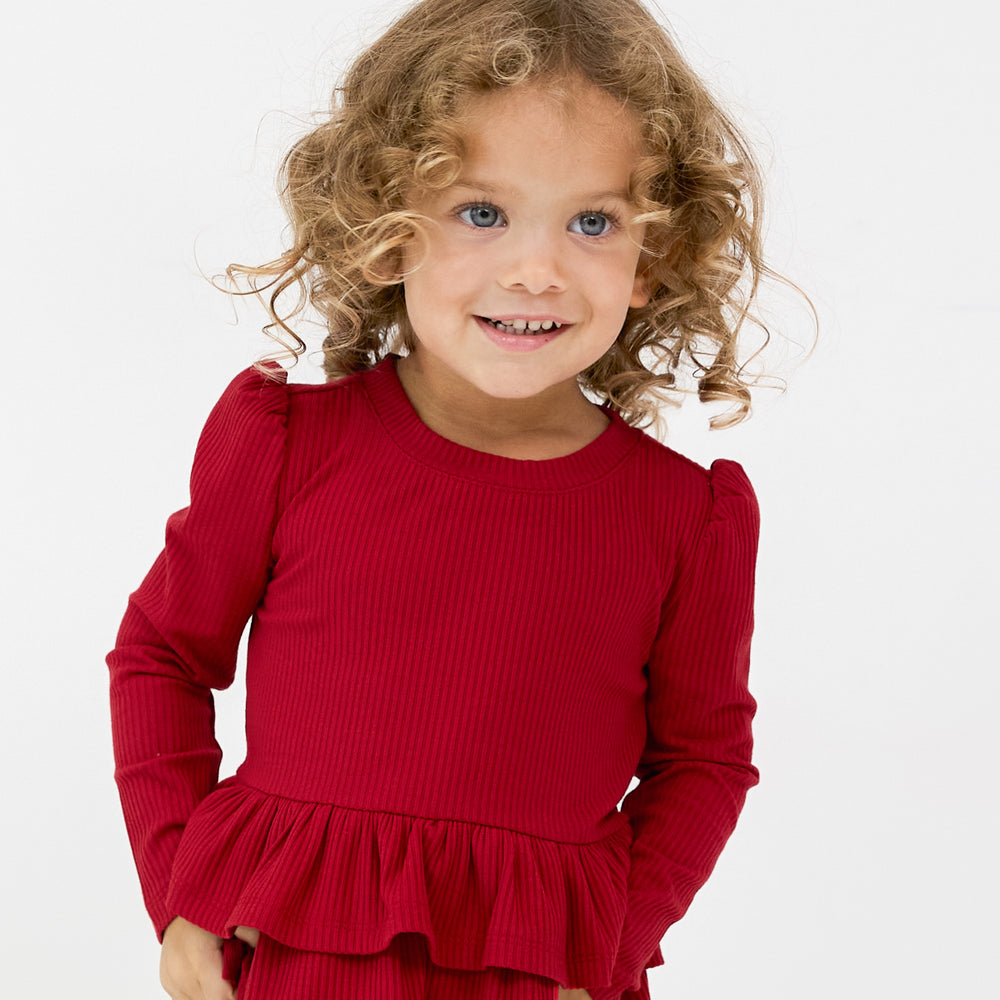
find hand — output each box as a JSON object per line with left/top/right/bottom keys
{"left": 160, "top": 916, "right": 235, "bottom": 1000}
{"left": 558, "top": 990, "right": 594, "bottom": 1000}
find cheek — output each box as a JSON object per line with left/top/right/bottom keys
{"left": 586, "top": 252, "right": 644, "bottom": 311}
{"left": 406, "top": 239, "right": 476, "bottom": 299}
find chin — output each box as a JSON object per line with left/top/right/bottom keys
{"left": 472, "top": 375, "right": 564, "bottom": 401}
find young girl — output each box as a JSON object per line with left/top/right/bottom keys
{"left": 108, "top": 1, "right": 781, "bottom": 998}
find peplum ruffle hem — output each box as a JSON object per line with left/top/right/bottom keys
{"left": 165, "top": 778, "right": 637, "bottom": 988}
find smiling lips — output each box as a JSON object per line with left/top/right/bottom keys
{"left": 475, "top": 315, "right": 569, "bottom": 353}
{"left": 479, "top": 316, "right": 568, "bottom": 335}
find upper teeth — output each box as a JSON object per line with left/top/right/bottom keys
{"left": 488, "top": 318, "right": 562, "bottom": 333}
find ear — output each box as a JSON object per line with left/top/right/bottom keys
{"left": 629, "top": 255, "right": 652, "bottom": 309}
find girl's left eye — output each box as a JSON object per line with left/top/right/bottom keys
{"left": 569, "top": 212, "right": 615, "bottom": 237}
{"left": 457, "top": 204, "right": 505, "bottom": 228}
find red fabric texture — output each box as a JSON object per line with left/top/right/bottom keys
{"left": 108, "top": 357, "right": 759, "bottom": 998}
{"left": 230, "top": 931, "right": 561, "bottom": 1000}
{"left": 222, "top": 936, "right": 254, "bottom": 989}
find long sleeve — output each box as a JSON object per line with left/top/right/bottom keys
{"left": 589, "top": 459, "right": 760, "bottom": 1000}
{"left": 107, "top": 367, "right": 288, "bottom": 939}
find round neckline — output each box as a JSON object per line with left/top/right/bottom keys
{"left": 359, "top": 355, "right": 640, "bottom": 491}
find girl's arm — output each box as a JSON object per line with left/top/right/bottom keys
{"left": 107, "top": 368, "right": 288, "bottom": 940}
{"left": 590, "top": 460, "right": 760, "bottom": 1000}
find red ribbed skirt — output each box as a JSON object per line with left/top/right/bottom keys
{"left": 223, "top": 932, "right": 561, "bottom": 999}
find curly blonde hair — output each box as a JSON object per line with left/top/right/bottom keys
{"left": 231, "top": 0, "right": 797, "bottom": 428}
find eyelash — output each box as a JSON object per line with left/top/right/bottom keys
{"left": 453, "top": 200, "right": 623, "bottom": 237}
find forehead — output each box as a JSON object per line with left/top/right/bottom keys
{"left": 454, "top": 81, "right": 643, "bottom": 173}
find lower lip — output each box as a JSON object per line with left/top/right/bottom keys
{"left": 475, "top": 316, "right": 567, "bottom": 353}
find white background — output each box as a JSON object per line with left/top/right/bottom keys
{"left": 2, "top": 1, "right": 997, "bottom": 996}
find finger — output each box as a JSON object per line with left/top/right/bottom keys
{"left": 159, "top": 960, "right": 192, "bottom": 1000}
{"left": 196, "top": 943, "right": 237, "bottom": 1000}
{"left": 194, "top": 971, "right": 236, "bottom": 1000}
{"left": 234, "top": 925, "right": 261, "bottom": 948}
{"left": 162, "top": 952, "right": 231, "bottom": 1000}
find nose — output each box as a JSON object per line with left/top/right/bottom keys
{"left": 498, "top": 228, "right": 567, "bottom": 295}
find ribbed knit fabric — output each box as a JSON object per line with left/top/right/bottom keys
{"left": 227, "top": 932, "right": 561, "bottom": 1000}
{"left": 108, "top": 356, "right": 760, "bottom": 999}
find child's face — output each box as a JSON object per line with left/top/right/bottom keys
{"left": 401, "top": 80, "right": 649, "bottom": 403}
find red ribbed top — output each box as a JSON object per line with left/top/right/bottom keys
{"left": 108, "top": 357, "right": 759, "bottom": 999}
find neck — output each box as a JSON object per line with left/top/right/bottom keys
{"left": 394, "top": 353, "right": 609, "bottom": 460}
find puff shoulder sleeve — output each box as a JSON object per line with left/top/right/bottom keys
{"left": 590, "top": 459, "right": 760, "bottom": 1000}
{"left": 106, "top": 366, "right": 288, "bottom": 939}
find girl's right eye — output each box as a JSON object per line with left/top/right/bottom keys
{"left": 457, "top": 204, "right": 505, "bottom": 228}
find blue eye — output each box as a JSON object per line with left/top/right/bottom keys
{"left": 570, "top": 212, "right": 613, "bottom": 237}
{"left": 458, "top": 204, "right": 505, "bottom": 228}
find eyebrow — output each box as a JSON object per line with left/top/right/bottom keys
{"left": 453, "top": 178, "right": 633, "bottom": 204}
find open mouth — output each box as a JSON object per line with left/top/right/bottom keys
{"left": 479, "top": 317, "right": 566, "bottom": 335}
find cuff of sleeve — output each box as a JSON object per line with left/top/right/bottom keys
{"left": 156, "top": 912, "right": 180, "bottom": 944}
